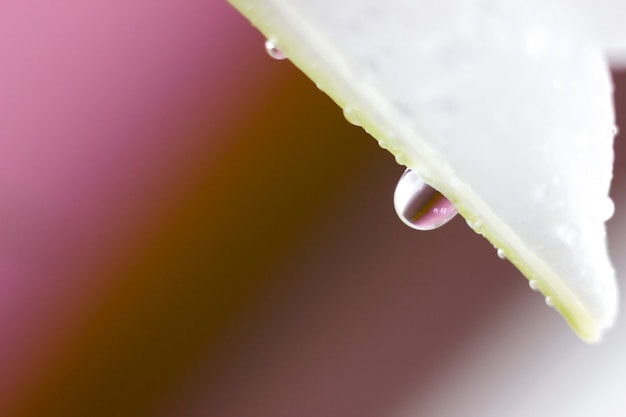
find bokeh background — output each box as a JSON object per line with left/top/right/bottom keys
{"left": 1, "top": 1, "right": 625, "bottom": 416}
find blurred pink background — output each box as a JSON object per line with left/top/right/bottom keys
{"left": 1, "top": 1, "right": 625, "bottom": 416}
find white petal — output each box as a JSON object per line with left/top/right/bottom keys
{"left": 570, "top": 0, "right": 626, "bottom": 66}
{"left": 230, "top": 0, "right": 618, "bottom": 341}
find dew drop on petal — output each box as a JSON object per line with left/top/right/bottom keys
{"left": 600, "top": 197, "right": 615, "bottom": 221}
{"left": 264, "top": 39, "right": 287, "bottom": 60}
{"left": 342, "top": 106, "right": 361, "bottom": 126}
{"left": 529, "top": 280, "right": 539, "bottom": 291}
{"left": 545, "top": 296, "right": 554, "bottom": 308}
{"left": 496, "top": 248, "right": 506, "bottom": 260}
{"left": 465, "top": 217, "right": 482, "bottom": 233}
{"left": 393, "top": 169, "right": 458, "bottom": 231}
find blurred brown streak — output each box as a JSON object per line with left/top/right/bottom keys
{"left": 10, "top": 57, "right": 626, "bottom": 417}
{"left": 161, "top": 71, "right": 626, "bottom": 417}
{"left": 6, "top": 61, "right": 374, "bottom": 416}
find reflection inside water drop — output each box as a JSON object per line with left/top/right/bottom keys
{"left": 264, "top": 39, "right": 287, "bottom": 60}
{"left": 394, "top": 169, "right": 458, "bottom": 231}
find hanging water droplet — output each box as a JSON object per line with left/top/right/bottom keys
{"left": 264, "top": 39, "right": 287, "bottom": 60}
{"left": 612, "top": 125, "right": 619, "bottom": 137}
{"left": 342, "top": 106, "right": 361, "bottom": 126}
{"left": 465, "top": 218, "right": 482, "bottom": 233}
{"left": 394, "top": 169, "right": 458, "bottom": 231}
{"left": 545, "top": 296, "right": 554, "bottom": 308}
{"left": 496, "top": 248, "right": 506, "bottom": 260}
{"left": 600, "top": 197, "right": 615, "bottom": 221}
{"left": 529, "top": 280, "right": 539, "bottom": 291}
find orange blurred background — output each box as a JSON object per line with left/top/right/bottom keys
{"left": 1, "top": 2, "right": 625, "bottom": 416}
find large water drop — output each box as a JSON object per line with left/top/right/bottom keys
{"left": 394, "top": 169, "right": 458, "bottom": 231}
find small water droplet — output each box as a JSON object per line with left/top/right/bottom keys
{"left": 545, "top": 296, "right": 554, "bottom": 307}
{"left": 599, "top": 197, "right": 615, "bottom": 221}
{"left": 465, "top": 218, "right": 482, "bottom": 233}
{"left": 393, "top": 169, "right": 458, "bottom": 231}
{"left": 342, "top": 106, "right": 361, "bottom": 126}
{"left": 264, "top": 39, "right": 287, "bottom": 60}
{"left": 529, "top": 280, "right": 539, "bottom": 291}
{"left": 496, "top": 248, "right": 506, "bottom": 260}
{"left": 449, "top": 178, "right": 461, "bottom": 189}
{"left": 612, "top": 125, "right": 619, "bottom": 136}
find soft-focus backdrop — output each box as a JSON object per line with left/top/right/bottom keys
{"left": 1, "top": 1, "right": 625, "bottom": 416}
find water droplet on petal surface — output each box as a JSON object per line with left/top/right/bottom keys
{"left": 545, "top": 296, "right": 554, "bottom": 308}
{"left": 496, "top": 248, "right": 506, "bottom": 260}
{"left": 264, "top": 39, "right": 287, "bottom": 60}
{"left": 529, "top": 280, "right": 539, "bottom": 291}
{"left": 600, "top": 197, "right": 615, "bottom": 221}
{"left": 394, "top": 169, "right": 457, "bottom": 231}
{"left": 342, "top": 106, "right": 361, "bottom": 126}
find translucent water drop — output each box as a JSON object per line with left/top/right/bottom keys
{"left": 496, "top": 248, "right": 506, "bottom": 260}
{"left": 342, "top": 106, "right": 361, "bottom": 126}
{"left": 612, "top": 125, "right": 619, "bottom": 136}
{"left": 394, "top": 169, "right": 458, "bottom": 231}
{"left": 545, "top": 296, "right": 554, "bottom": 307}
{"left": 529, "top": 280, "right": 539, "bottom": 291}
{"left": 264, "top": 39, "right": 287, "bottom": 60}
{"left": 465, "top": 218, "right": 482, "bottom": 233}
